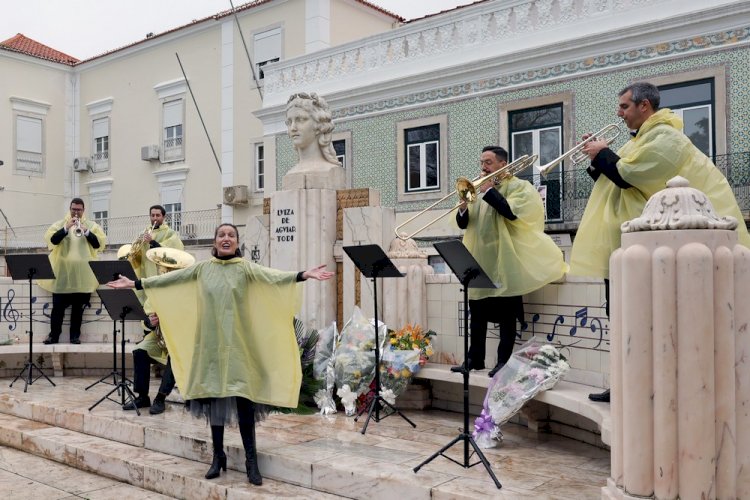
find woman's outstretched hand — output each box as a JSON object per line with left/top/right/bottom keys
{"left": 303, "top": 265, "right": 334, "bottom": 281}
{"left": 107, "top": 275, "right": 136, "bottom": 289}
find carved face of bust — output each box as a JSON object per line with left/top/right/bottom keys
{"left": 286, "top": 107, "right": 317, "bottom": 150}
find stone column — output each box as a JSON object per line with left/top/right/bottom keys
{"left": 382, "top": 236, "right": 434, "bottom": 331}
{"left": 270, "top": 188, "right": 337, "bottom": 331}
{"left": 604, "top": 177, "right": 750, "bottom": 499}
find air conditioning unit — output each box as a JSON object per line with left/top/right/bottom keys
{"left": 223, "top": 185, "right": 249, "bottom": 205}
{"left": 141, "top": 145, "right": 160, "bottom": 161}
{"left": 73, "top": 157, "right": 91, "bottom": 172}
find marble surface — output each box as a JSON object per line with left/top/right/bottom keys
{"left": 0, "top": 375, "right": 610, "bottom": 499}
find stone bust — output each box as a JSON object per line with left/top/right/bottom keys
{"left": 282, "top": 92, "right": 345, "bottom": 190}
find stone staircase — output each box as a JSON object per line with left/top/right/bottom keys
{"left": 0, "top": 377, "right": 517, "bottom": 499}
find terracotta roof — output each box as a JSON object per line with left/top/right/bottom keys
{"left": 0, "top": 33, "right": 79, "bottom": 65}
{"left": 82, "top": 0, "right": 404, "bottom": 63}
{"left": 406, "top": 0, "right": 488, "bottom": 23}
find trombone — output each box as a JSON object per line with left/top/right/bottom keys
{"left": 537, "top": 122, "right": 623, "bottom": 177}
{"left": 394, "top": 154, "right": 538, "bottom": 241}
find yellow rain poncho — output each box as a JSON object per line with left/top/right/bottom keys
{"left": 37, "top": 215, "right": 107, "bottom": 294}
{"left": 132, "top": 224, "right": 185, "bottom": 364}
{"left": 142, "top": 258, "right": 303, "bottom": 408}
{"left": 570, "top": 109, "right": 750, "bottom": 278}
{"left": 462, "top": 177, "right": 569, "bottom": 300}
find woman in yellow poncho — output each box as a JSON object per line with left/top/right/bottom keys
{"left": 107, "top": 223, "right": 333, "bottom": 485}
{"left": 452, "top": 146, "right": 568, "bottom": 378}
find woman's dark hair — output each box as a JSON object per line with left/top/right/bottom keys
{"left": 211, "top": 223, "right": 242, "bottom": 257}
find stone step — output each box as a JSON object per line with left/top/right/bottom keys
{"left": 0, "top": 378, "right": 479, "bottom": 499}
{"left": 0, "top": 412, "right": 345, "bottom": 499}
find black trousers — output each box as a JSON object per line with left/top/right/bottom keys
{"left": 132, "top": 348, "right": 176, "bottom": 397}
{"left": 467, "top": 295, "right": 523, "bottom": 367}
{"left": 49, "top": 292, "right": 91, "bottom": 342}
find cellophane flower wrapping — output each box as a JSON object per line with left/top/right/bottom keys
{"left": 313, "top": 322, "right": 339, "bottom": 415}
{"left": 473, "top": 338, "right": 569, "bottom": 448}
{"left": 334, "top": 306, "right": 385, "bottom": 415}
{"left": 378, "top": 324, "right": 436, "bottom": 399}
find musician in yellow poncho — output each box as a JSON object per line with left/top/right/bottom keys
{"left": 38, "top": 198, "right": 107, "bottom": 344}
{"left": 570, "top": 82, "right": 750, "bottom": 403}
{"left": 450, "top": 146, "right": 569, "bottom": 378}
{"left": 107, "top": 223, "right": 333, "bottom": 486}
{"left": 124, "top": 204, "right": 184, "bottom": 415}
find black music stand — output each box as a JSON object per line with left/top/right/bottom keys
{"left": 413, "top": 240, "right": 501, "bottom": 489}
{"left": 343, "top": 244, "right": 416, "bottom": 435}
{"left": 89, "top": 288, "right": 145, "bottom": 415}
{"left": 85, "top": 261, "right": 137, "bottom": 391}
{"left": 6, "top": 254, "right": 57, "bottom": 392}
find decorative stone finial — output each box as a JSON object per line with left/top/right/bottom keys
{"left": 388, "top": 234, "right": 427, "bottom": 258}
{"left": 622, "top": 176, "right": 738, "bottom": 233}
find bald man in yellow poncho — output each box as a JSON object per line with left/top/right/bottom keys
{"left": 451, "top": 146, "right": 569, "bottom": 378}
{"left": 38, "top": 198, "right": 107, "bottom": 344}
{"left": 570, "top": 82, "right": 750, "bottom": 403}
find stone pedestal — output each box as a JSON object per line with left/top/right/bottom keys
{"left": 341, "top": 206, "right": 395, "bottom": 328}
{"left": 382, "top": 237, "right": 434, "bottom": 330}
{"left": 281, "top": 167, "right": 345, "bottom": 190}
{"left": 270, "top": 189, "right": 337, "bottom": 330}
{"left": 245, "top": 214, "right": 270, "bottom": 266}
{"left": 604, "top": 177, "right": 750, "bottom": 499}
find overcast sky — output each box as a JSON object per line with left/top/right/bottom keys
{"left": 1, "top": 0, "right": 478, "bottom": 61}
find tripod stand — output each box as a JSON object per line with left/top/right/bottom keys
{"left": 89, "top": 289, "right": 144, "bottom": 415}
{"left": 413, "top": 240, "right": 501, "bottom": 489}
{"left": 6, "top": 254, "right": 56, "bottom": 392}
{"left": 85, "top": 261, "right": 138, "bottom": 392}
{"left": 344, "top": 244, "right": 416, "bottom": 435}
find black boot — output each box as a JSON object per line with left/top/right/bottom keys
{"left": 205, "top": 425, "right": 226, "bottom": 479}
{"left": 240, "top": 415, "right": 262, "bottom": 485}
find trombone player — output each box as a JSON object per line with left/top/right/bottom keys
{"left": 570, "top": 82, "right": 750, "bottom": 402}
{"left": 40, "top": 198, "right": 106, "bottom": 345}
{"left": 451, "top": 146, "right": 568, "bottom": 377}
{"left": 122, "top": 204, "right": 184, "bottom": 414}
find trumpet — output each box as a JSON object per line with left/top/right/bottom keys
{"left": 73, "top": 217, "right": 83, "bottom": 237}
{"left": 395, "top": 154, "right": 538, "bottom": 241}
{"left": 537, "top": 123, "right": 623, "bottom": 177}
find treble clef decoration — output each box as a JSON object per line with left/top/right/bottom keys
{"left": 3, "top": 288, "right": 21, "bottom": 331}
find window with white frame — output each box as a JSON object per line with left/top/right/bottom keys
{"left": 658, "top": 79, "right": 714, "bottom": 158}
{"left": 509, "top": 103, "right": 563, "bottom": 221}
{"left": 92, "top": 117, "right": 110, "bottom": 170}
{"left": 254, "top": 27, "right": 281, "bottom": 80}
{"left": 16, "top": 114, "right": 44, "bottom": 173}
{"left": 254, "top": 143, "right": 264, "bottom": 192}
{"left": 162, "top": 184, "right": 183, "bottom": 232}
{"left": 162, "top": 99, "right": 184, "bottom": 162}
{"left": 333, "top": 139, "right": 346, "bottom": 169}
{"left": 404, "top": 124, "right": 440, "bottom": 193}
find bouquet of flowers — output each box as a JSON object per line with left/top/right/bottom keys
{"left": 312, "top": 322, "right": 340, "bottom": 415}
{"left": 473, "top": 338, "right": 569, "bottom": 448}
{"left": 377, "top": 324, "right": 436, "bottom": 402}
{"left": 334, "top": 306, "right": 386, "bottom": 415}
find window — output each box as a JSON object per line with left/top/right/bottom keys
{"left": 162, "top": 99, "right": 184, "bottom": 162}
{"left": 254, "top": 143, "right": 265, "bottom": 192}
{"left": 164, "top": 202, "right": 182, "bottom": 232}
{"left": 254, "top": 27, "right": 281, "bottom": 80}
{"left": 509, "top": 104, "right": 563, "bottom": 221}
{"left": 93, "top": 210, "right": 109, "bottom": 233}
{"left": 333, "top": 140, "right": 346, "bottom": 169}
{"left": 162, "top": 183, "right": 183, "bottom": 233}
{"left": 92, "top": 117, "right": 110, "bottom": 170}
{"left": 658, "top": 79, "right": 714, "bottom": 157}
{"left": 16, "top": 115, "right": 43, "bottom": 173}
{"left": 90, "top": 195, "right": 109, "bottom": 234}
{"left": 405, "top": 125, "right": 440, "bottom": 193}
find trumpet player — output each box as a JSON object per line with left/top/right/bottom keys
{"left": 124, "top": 204, "right": 184, "bottom": 414}
{"left": 450, "top": 146, "right": 568, "bottom": 377}
{"left": 569, "top": 82, "right": 750, "bottom": 403}
{"left": 39, "top": 198, "right": 106, "bottom": 345}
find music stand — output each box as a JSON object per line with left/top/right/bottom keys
{"left": 85, "top": 261, "right": 138, "bottom": 391}
{"left": 89, "top": 288, "right": 145, "bottom": 415}
{"left": 343, "top": 244, "right": 416, "bottom": 435}
{"left": 6, "top": 254, "right": 57, "bottom": 392}
{"left": 413, "top": 240, "right": 501, "bottom": 489}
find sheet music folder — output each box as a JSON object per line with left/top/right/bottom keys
{"left": 433, "top": 240, "right": 498, "bottom": 289}
{"left": 343, "top": 244, "right": 404, "bottom": 278}
{"left": 89, "top": 260, "right": 137, "bottom": 284}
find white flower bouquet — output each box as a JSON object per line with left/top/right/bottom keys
{"left": 313, "top": 322, "right": 340, "bottom": 415}
{"left": 473, "top": 338, "right": 569, "bottom": 448}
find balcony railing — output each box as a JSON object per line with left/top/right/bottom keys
{"left": 1, "top": 208, "right": 221, "bottom": 252}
